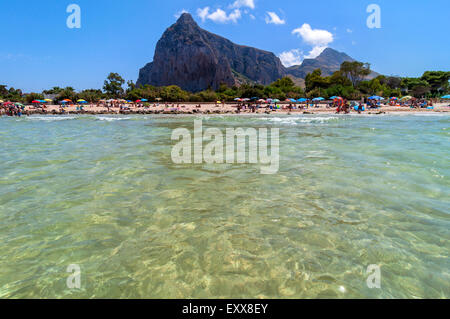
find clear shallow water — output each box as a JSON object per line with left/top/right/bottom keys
{"left": 0, "top": 114, "right": 448, "bottom": 298}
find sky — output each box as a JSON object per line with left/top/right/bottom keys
{"left": 0, "top": 0, "right": 449, "bottom": 93}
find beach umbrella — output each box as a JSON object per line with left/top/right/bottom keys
{"left": 155, "top": 98, "right": 162, "bottom": 101}
{"left": 135, "top": 99, "right": 142, "bottom": 103}
{"left": 441, "top": 95, "right": 450, "bottom": 99}
{"left": 234, "top": 98, "right": 241, "bottom": 101}
{"left": 272, "top": 99, "right": 280, "bottom": 103}
{"left": 216, "top": 101, "right": 222, "bottom": 104}
{"left": 288, "top": 98, "right": 297, "bottom": 103}
{"left": 0, "top": 100, "right": 3, "bottom": 103}
{"left": 257, "top": 99, "right": 266, "bottom": 103}
{"left": 297, "top": 98, "right": 308, "bottom": 102}
{"left": 31, "top": 100, "right": 41, "bottom": 103}
{"left": 77, "top": 99, "right": 86, "bottom": 102}
{"left": 141, "top": 99, "right": 148, "bottom": 102}
{"left": 312, "top": 97, "right": 325, "bottom": 101}
{"left": 329, "top": 96, "right": 341, "bottom": 99}
{"left": 44, "top": 98, "right": 52, "bottom": 102}
{"left": 401, "top": 96, "right": 413, "bottom": 100}
{"left": 60, "top": 100, "right": 68, "bottom": 104}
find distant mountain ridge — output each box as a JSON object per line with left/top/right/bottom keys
{"left": 287, "top": 48, "right": 355, "bottom": 79}
{"left": 137, "top": 13, "right": 377, "bottom": 91}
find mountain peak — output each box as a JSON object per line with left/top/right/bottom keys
{"left": 317, "top": 47, "right": 354, "bottom": 62}
{"left": 176, "top": 12, "right": 196, "bottom": 25}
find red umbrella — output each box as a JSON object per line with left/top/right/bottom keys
{"left": 136, "top": 100, "right": 141, "bottom": 103}
{"left": 32, "top": 100, "right": 41, "bottom": 103}
{"left": 3, "top": 101, "right": 13, "bottom": 105}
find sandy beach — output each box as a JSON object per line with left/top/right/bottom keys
{"left": 7, "top": 102, "right": 450, "bottom": 116}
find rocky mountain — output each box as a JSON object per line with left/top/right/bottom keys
{"left": 137, "top": 13, "right": 378, "bottom": 91}
{"left": 286, "top": 48, "right": 355, "bottom": 79}
{"left": 137, "top": 13, "right": 285, "bottom": 92}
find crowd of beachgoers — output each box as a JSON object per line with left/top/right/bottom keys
{"left": 1, "top": 97, "right": 449, "bottom": 117}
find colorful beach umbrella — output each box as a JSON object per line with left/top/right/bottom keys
{"left": 312, "top": 97, "right": 325, "bottom": 101}
{"left": 441, "top": 95, "right": 450, "bottom": 99}
{"left": 297, "top": 98, "right": 308, "bottom": 102}
{"left": 329, "top": 96, "right": 341, "bottom": 99}
{"left": 31, "top": 100, "right": 41, "bottom": 103}
{"left": 141, "top": 99, "right": 148, "bottom": 102}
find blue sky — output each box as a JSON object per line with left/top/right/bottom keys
{"left": 0, "top": 0, "right": 448, "bottom": 93}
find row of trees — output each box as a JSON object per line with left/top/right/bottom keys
{"left": 1, "top": 65, "right": 449, "bottom": 103}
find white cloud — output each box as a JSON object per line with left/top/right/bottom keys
{"left": 292, "top": 23, "right": 334, "bottom": 47}
{"left": 291, "top": 24, "right": 333, "bottom": 61}
{"left": 197, "top": 7, "right": 242, "bottom": 23}
{"left": 250, "top": 14, "right": 256, "bottom": 20}
{"left": 279, "top": 49, "right": 303, "bottom": 67}
{"left": 304, "top": 46, "right": 327, "bottom": 59}
{"left": 174, "top": 9, "right": 189, "bottom": 19}
{"left": 197, "top": 7, "right": 210, "bottom": 22}
{"left": 265, "top": 12, "right": 285, "bottom": 25}
{"left": 346, "top": 28, "right": 353, "bottom": 33}
{"left": 230, "top": 0, "right": 255, "bottom": 9}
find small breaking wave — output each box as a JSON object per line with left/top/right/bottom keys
{"left": 97, "top": 116, "right": 134, "bottom": 122}
{"left": 258, "top": 116, "right": 339, "bottom": 125}
{"left": 26, "top": 116, "right": 78, "bottom": 122}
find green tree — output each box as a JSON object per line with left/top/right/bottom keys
{"left": 78, "top": 89, "right": 103, "bottom": 102}
{"left": 25, "top": 93, "right": 44, "bottom": 104}
{"left": 305, "top": 69, "right": 329, "bottom": 92}
{"left": 103, "top": 73, "right": 125, "bottom": 98}
{"left": 420, "top": 71, "right": 450, "bottom": 96}
{"left": 340, "top": 61, "right": 371, "bottom": 87}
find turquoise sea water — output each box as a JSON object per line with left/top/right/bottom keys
{"left": 0, "top": 114, "right": 448, "bottom": 298}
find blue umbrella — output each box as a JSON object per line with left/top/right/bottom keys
{"left": 289, "top": 98, "right": 297, "bottom": 102}
{"left": 141, "top": 99, "right": 148, "bottom": 102}
{"left": 329, "top": 96, "right": 341, "bottom": 99}
{"left": 297, "top": 98, "right": 308, "bottom": 102}
{"left": 312, "top": 97, "right": 325, "bottom": 101}
{"left": 441, "top": 95, "right": 450, "bottom": 99}
{"left": 368, "top": 95, "right": 383, "bottom": 100}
